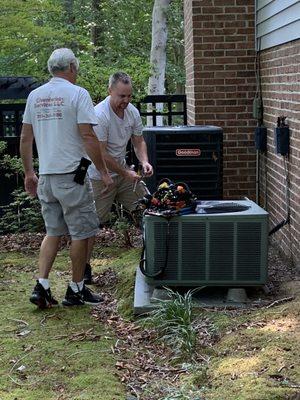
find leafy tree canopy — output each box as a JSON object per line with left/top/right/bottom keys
{"left": 0, "top": 0, "right": 184, "bottom": 101}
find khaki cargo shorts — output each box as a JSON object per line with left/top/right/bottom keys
{"left": 90, "top": 175, "right": 147, "bottom": 224}
{"left": 37, "top": 174, "right": 99, "bottom": 240}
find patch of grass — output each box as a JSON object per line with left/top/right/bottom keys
{"left": 1, "top": 247, "right": 299, "bottom": 400}
{"left": 0, "top": 249, "right": 125, "bottom": 400}
{"left": 112, "top": 249, "right": 140, "bottom": 318}
{"left": 186, "top": 301, "right": 300, "bottom": 400}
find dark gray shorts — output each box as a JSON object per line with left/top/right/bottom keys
{"left": 37, "top": 174, "right": 99, "bottom": 240}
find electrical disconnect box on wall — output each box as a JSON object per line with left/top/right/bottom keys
{"left": 255, "top": 125, "right": 267, "bottom": 152}
{"left": 275, "top": 117, "right": 289, "bottom": 156}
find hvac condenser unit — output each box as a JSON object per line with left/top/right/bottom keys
{"left": 143, "top": 125, "right": 223, "bottom": 199}
{"left": 143, "top": 200, "right": 268, "bottom": 286}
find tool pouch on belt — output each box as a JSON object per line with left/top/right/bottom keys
{"left": 73, "top": 157, "right": 91, "bottom": 185}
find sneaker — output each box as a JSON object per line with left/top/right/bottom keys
{"left": 83, "top": 263, "right": 93, "bottom": 285}
{"left": 81, "top": 284, "right": 104, "bottom": 305}
{"left": 62, "top": 285, "right": 85, "bottom": 307}
{"left": 30, "top": 281, "right": 58, "bottom": 309}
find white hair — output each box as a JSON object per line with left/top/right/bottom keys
{"left": 47, "top": 48, "right": 79, "bottom": 76}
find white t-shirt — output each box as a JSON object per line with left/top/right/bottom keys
{"left": 88, "top": 96, "right": 143, "bottom": 180}
{"left": 23, "top": 77, "right": 98, "bottom": 174}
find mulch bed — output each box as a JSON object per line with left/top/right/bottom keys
{"left": 0, "top": 226, "right": 142, "bottom": 252}
{"left": 91, "top": 287, "right": 216, "bottom": 400}
{"left": 0, "top": 230, "right": 296, "bottom": 295}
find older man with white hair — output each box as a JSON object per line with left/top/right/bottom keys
{"left": 20, "top": 48, "right": 113, "bottom": 308}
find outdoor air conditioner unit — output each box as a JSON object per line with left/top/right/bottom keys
{"left": 143, "top": 125, "right": 223, "bottom": 199}
{"left": 142, "top": 200, "right": 268, "bottom": 287}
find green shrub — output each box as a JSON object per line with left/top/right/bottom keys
{"left": 145, "top": 288, "right": 198, "bottom": 360}
{"left": 0, "top": 141, "right": 43, "bottom": 234}
{"left": 0, "top": 188, "right": 44, "bottom": 234}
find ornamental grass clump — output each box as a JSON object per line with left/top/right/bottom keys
{"left": 146, "top": 287, "right": 198, "bottom": 360}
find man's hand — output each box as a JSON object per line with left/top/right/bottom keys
{"left": 141, "top": 162, "right": 153, "bottom": 177}
{"left": 25, "top": 173, "right": 39, "bottom": 197}
{"left": 101, "top": 172, "right": 114, "bottom": 194}
{"left": 124, "top": 169, "right": 141, "bottom": 183}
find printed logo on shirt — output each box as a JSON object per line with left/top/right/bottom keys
{"left": 34, "top": 97, "right": 65, "bottom": 121}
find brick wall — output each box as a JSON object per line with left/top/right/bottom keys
{"left": 184, "top": 0, "right": 257, "bottom": 199}
{"left": 259, "top": 40, "right": 300, "bottom": 265}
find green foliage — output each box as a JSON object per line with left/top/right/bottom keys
{"left": 0, "top": 188, "right": 44, "bottom": 234}
{"left": 0, "top": 0, "right": 76, "bottom": 80}
{"left": 145, "top": 288, "right": 198, "bottom": 360}
{"left": 1, "top": 154, "right": 24, "bottom": 178}
{"left": 0, "top": 141, "right": 43, "bottom": 234}
{"left": 0, "top": 0, "right": 184, "bottom": 100}
{"left": 0, "top": 141, "right": 22, "bottom": 175}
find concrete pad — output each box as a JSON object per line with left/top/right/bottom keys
{"left": 133, "top": 266, "right": 262, "bottom": 315}
{"left": 226, "top": 288, "right": 248, "bottom": 303}
{"left": 133, "top": 267, "right": 156, "bottom": 315}
{"left": 150, "top": 288, "right": 171, "bottom": 302}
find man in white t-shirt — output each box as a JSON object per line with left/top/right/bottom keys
{"left": 85, "top": 72, "right": 153, "bottom": 283}
{"left": 20, "top": 48, "right": 113, "bottom": 308}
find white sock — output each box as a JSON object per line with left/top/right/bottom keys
{"left": 38, "top": 278, "right": 50, "bottom": 290}
{"left": 70, "top": 280, "right": 84, "bottom": 293}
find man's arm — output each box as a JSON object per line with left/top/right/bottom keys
{"left": 78, "top": 124, "right": 113, "bottom": 189}
{"left": 99, "top": 141, "right": 140, "bottom": 183}
{"left": 131, "top": 135, "right": 153, "bottom": 176}
{"left": 20, "top": 123, "right": 38, "bottom": 197}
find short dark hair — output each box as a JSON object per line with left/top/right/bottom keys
{"left": 109, "top": 72, "right": 132, "bottom": 88}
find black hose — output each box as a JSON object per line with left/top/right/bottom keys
{"left": 269, "top": 215, "right": 290, "bottom": 236}
{"left": 268, "top": 157, "right": 290, "bottom": 236}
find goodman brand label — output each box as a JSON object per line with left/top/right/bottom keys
{"left": 176, "top": 148, "right": 201, "bottom": 157}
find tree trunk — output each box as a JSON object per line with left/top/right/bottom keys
{"left": 64, "top": 0, "right": 74, "bottom": 23}
{"left": 147, "top": 0, "right": 171, "bottom": 126}
{"left": 64, "top": 0, "right": 78, "bottom": 52}
{"left": 91, "top": 0, "right": 103, "bottom": 57}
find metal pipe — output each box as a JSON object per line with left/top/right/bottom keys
{"left": 256, "top": 149, "right": 260, "bottom": 204}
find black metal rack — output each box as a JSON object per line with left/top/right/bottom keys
{"left": 0, "top": 77, "right": 40, "bottom": 206}
{"left": 136, "top": 94, "right": 187, "bottom": 126}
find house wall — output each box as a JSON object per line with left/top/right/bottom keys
{"left": 184, "top": 0, "right": 257, "bottom": 199}
{"left": 259, "top": 39, "right": 300, "bottom": 265}
{"left": 256, "top": 0, "right": 300, "bottom": 51}
{"left": 184, "top": 1, "right": 299, "bottom": 266}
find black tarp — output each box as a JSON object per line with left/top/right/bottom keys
{"left": 0, "top": 76, "right": 40, "bottom": 100}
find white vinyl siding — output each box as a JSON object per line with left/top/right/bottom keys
{"left": 256, "top": 0, "right": 300, "bottom": 50}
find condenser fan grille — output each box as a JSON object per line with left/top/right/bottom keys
{"left": 236, "top": 222, "right": 261, "bottom": 280}
{"left": 182, "top": 222, "right": 206, "bottom": 280}
{"left": 209, "top": 223, "right": 234, "bottom": 280}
